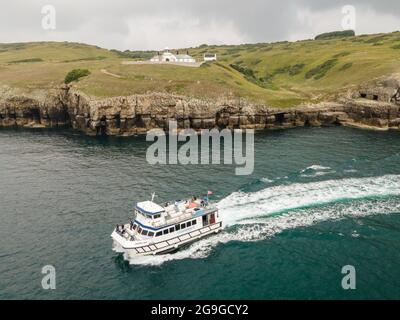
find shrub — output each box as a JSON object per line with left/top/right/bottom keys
{"left": 251, "top": 59, "right": 262, "bottom": 65}
{"left": 392, "top": 44, "right": 400, "bottom": 49}
{"left": 63, "top": 56, "right": 107, "bottom": 63}
{"left": 110, "top": 49, "right": 156, "bottom": 60}
{"left": 273, "top": 66, "right": 291, "bottom": 75}
{"left": 288, "top": 64, "right": 305, "bottom": 76}
{"left": 339, "top": 62, "right": 353, "bottom": 71}
{"left": 271, "top": 64, "right": 305, "bottom": 77}
{"left": 305, "top": 59, "right": 338, "bottom": 79}
{"left": 64, "top": 69, "right": 90, "bottom": 84}
{"left": 333, "top": 51, "right": 351, "bottom": 58}
{"left": 230, "top": 64, "right": 256, "bottom": 79}
{"left": 315, "top": 30, "right": 355, "bottom": 40}
{"left": 9, "top": 58, "right": 43, "bottom": 64}
{"left": 263, "top": 72, "right": 274, "bottom": 82}
{"left": 365, "top": 35, "right": 387, "bottom": 44}
{"left": 230, "top": 64, "right": 275, "bottom": 89}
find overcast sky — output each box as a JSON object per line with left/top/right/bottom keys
{"left": 1, "top": 0, "right": 399, "bottom": 50}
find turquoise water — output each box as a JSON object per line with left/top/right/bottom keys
{"left": 1, "top": 126, "right": 400, "bottom": 299}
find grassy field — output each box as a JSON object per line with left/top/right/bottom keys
{"left": 1, "top": 32, "right": 400, "bottom": 107}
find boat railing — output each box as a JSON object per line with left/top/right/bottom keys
{"left": 128, "top": 221, "right": 223, "bottom": 253}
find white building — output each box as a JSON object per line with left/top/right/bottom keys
{"left": 150, "top": 47, "right": 196, "bottom": 63}
{"left": 203, "top": 53, "right": 217, "bottom": 62}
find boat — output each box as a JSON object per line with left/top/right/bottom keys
{"left": 111, "top": 192, "right": 222, "bottom": 258}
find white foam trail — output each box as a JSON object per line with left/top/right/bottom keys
{"left": 300, "top": 171, "right": 335, "bottom": 178}
{"left": 260, "top": 178, "right": 274, "bottom": 184}
{"left": 300, "top": 164, "right": 335, "bottom": 178}
{"left": 235, "top": 199, "right": 400, "bottom": 240}
{"left": 301, "top": 165, "right": 332, "bottom": 172}
{"left": 218, "top": 175, "right": 400, "bottom": 227}
{"left": 129, "top": 198, "right": 400, "bottom": 266}
{"left": 128, "top": 175, "right": 400, "bottom": 266}
{"left": 261, "top": 165, "right": 334, "bottom": 183}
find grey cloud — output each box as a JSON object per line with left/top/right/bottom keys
{"left": 0, "top": 0, "right": 399, "bottom": 50}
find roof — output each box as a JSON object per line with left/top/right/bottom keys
{"left": 136, "top": 201, "right": 165, "bottom": 215}
{"left": 176, "top": 54, "right": 195, "bottom": 59}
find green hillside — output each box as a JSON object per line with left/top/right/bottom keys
{"left": 1, "top": 31, "right": 400, "bottom": 107}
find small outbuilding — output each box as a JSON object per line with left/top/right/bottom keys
{"left": 203, "top": 53, "right": 217, "bottom": 62}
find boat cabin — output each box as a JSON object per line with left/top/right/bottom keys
{"left": 124, "top": 199, "right": 218, "bottom": 240}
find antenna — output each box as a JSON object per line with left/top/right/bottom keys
{"left": 151, "top": 192, "right": 156, "bottom": 202}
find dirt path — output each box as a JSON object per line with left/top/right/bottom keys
{"left": 100, "top": 69, "right": 123, "bottom": 78}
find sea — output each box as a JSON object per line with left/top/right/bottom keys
{"left": 1, "top": 126, "right": 400, "bottom": 299}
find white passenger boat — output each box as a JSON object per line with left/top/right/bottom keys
{"left": 111, "top": 193, "right": 222, "bottom": 258}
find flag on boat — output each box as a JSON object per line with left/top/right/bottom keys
{"left": 207, "top": 191, "right": 213, "bottom": 195}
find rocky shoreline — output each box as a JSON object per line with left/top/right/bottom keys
{"left": 1, "top": 82, "right": 400, "bottom": 137}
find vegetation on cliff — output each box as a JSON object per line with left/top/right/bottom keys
{"left": 314, "top": 30, "right": 355, "bottom": 40}
{"left": 0, "top": 31, "right": 400, "bottom": 107}
{"left": 64, "top": 69, "right": 90, "bottom": 84}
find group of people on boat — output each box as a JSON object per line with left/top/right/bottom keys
{"left": 116, "top": 224, "right": 126, "bottom": 235}
{"left": 165, "top": 194, "right": 210, "bottom": 210}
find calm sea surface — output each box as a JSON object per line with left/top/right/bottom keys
{"left": 1, "top": 126, "right": 400, "bottom": 299}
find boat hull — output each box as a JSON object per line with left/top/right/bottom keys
{"left": 112, "top": 221, "right": 222, "bottom": 258}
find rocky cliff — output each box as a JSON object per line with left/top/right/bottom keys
{"left": 1, "top": 77, "right": 400, "bottom": 136}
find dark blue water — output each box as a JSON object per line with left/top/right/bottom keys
{"left": 1, "top": 126, "right": 400, "bottom": 299}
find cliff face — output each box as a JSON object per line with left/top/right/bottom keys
{"left": 1, "top": 84, "right": 400, "bottom": 136}
{"left": 0, "top": 86, "right": 70, "bottom": 129}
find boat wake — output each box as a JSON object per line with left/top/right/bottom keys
{"left": 127, "top": 175, "right": 400, "bottom": 266}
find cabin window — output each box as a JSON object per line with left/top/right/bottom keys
{"left": 163, "top": 229, "right": 169, "bottom": 235}
{"left": 137, "top": 227, "right": 142, "bottom": 233}
{"left": 187, "top": 221, "right": 192, "bottom": 227}
{"left": 192, "top": 220, "right": 197, "bottom": 225}
{"left": 142, "top": 230, "right": 148, "bottom": 236}
{"left": 132, "top": 224, "right": 137, "bottom": 230}
{"left": 156, "top": 231, "right": 162, "bottom": 237}
{"left": 148, "top": 232, "right": 154, "bottom": 237}
{"left": 154, "top": 214, "right": 161, "bottom": 219}
{"left": 175, "top": 224, "right": 181, "bottom": 231}
{"left": 209, "top": 214, "right": 216, "bottom": 224}
{"left": 181, "top": 223, "right": 186, "bottom": 229}
{"left": 169, "top": 227, "right": 175, "bottom": 233}
{"left": 202, "top": 215, "right": 208, "bottom": 226}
